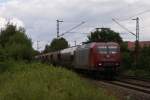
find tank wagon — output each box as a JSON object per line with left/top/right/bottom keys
{"left": 36, "top": 42, "right": 121, "bottom": 76}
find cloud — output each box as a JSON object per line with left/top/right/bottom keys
{"left": 0, "top": 17, "right": 7, "bottom": 28}
{"left": 0, "top": 17, "right": 24, "bottom": 29}
{"left": 0, "top": 0, "right": 150, "bottom": 51}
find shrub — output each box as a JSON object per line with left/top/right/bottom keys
{"left": 137, "top": 46, "right": 150, "bottom": 70}
{"left": 121, "top": 52, "right": 133, "bottom": 70}
{"left": 0, "top": 62, "right": 116, "bottom": 100}
{"left": 0, "top": 24, "right": 33, "bottom": 61}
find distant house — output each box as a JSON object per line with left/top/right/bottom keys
{"left": 127, "top": 41, "right": 150, "bottom": 50}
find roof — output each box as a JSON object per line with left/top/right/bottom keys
{"left": 127, "top": 41, "right": 150, "bottom": 50}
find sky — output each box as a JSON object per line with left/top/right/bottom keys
{"left": 0, "top": 0, "right": 150, "bottom": 51}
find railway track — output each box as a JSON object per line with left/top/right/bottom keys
{"left": 122, "top": 76, "right": 150, "bottom": 83}
{"left": 102, "top": 79, "right": 150, "bottom": 94}
{"left": 116, "top": 79, "right": 150, "bottom": 88}
{"left": 80, "top": 72, "right": 150, "bottom": 95}
{"left": 81, "top": 75, "right": 150, "bottom": 99}
{"left": 118, "top": 75, "right": 150, "bottom": 81}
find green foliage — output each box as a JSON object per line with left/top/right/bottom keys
{"left": 137, "top": 46, "right": 150, "bottom": 70}
{"left": 44, "top": 37, "right": 69, "bottom": 52}
{"left": 121, "top": 52, "right": 133, "bottom": 70}
{"left": 0, "top": 24, "right": 33, "bottom": 61}
{"left": 0, "top": 24, "right": 17, "bottom": 47}
{"left": 120, "top": 42, "right": 133, "bottom": 70}
{"left": 0, "top": 45, "right": 8, "bottom": 61}
{"left": 0, "top": 62, "right": 116, "bottom": 100}
{"left": 51, "top": 38, "right": 69, "bottom": 51}
{"left": 121, "top": 46, "right": 150, "bottom": 78}
{"left": 43, "top": 45, "right": 51, "bottom": 53}
{"left": 120, "top": 42, "right": 129, "bottom": 52}
{"left": 125, "top": 69, "right": 150, "bottom": 79}
{"left": 87, "top": 28, "right": 122, "bottom": 43}
{"left": 32, "top": 49, "right": 40, "bottom": 56}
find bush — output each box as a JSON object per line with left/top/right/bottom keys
{"left": 121, "top": 46, "right": 150, "bottom": 78}
{"left": 120, "top": 42, "right": 133, "bottom": 71}
{"left": 121, "top": 52, "right": 133, "bottom": 70}
{"left": 0, "top": 24, "right": 33, "bottom": 61}
{"left": 137, "top": 47, "right": 150, "bottom": 70}
{"left": 0, "top": 62, "right": 116, "bottom": 100}
{"left": 124, "top": 69, "right": 150, "bottom": 79}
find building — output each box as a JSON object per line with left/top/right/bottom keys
{"left": 127, "top": 41, "right": 150, "bottom": 50}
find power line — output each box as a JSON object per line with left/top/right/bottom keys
{"left": 113, "top": 17, "right": 140, "bottom": 67}
{"left": 60, "top": 21, "right": 85, "bottom": 37}
{"left": 112, "top": 18, "right": 136, "bottom": 36}
{"left": 118, "top": 9, "right": 150, "bottom": 21}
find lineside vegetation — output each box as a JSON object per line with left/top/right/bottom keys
{"left": 0, "top": 61, "right": 116, "bottom": 100}
{"left": 0, "top": 24, "right": 116, "bottom": 100}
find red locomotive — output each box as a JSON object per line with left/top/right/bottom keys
{"left": 36, "top": 42, "right": 121, "bottom": 77}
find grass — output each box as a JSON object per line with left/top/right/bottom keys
{"left": 0, "top": 61, "right": 116, "bottom": 100}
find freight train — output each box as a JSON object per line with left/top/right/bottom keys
{"left": 35, "top": 42, "right": 121, "bottom": 77}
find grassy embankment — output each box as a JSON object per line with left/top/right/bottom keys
{"left": 0, "top": 61, "right": 116, "bottom": 100}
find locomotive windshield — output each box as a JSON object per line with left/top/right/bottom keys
{"left": 97, "top": 46, "right": 107, "bottom": 54}
{"left": 97, "top": 45, "right": 119, "bottom": 54}
{"left": 108, "top": 46, "right": 118, "bottom": 54}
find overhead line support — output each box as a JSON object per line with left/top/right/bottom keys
{"left": 56, "top": 20, "right": 63, "bottom": 38}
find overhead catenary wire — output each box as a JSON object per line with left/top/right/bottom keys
{"left": 59, "top": 21, "right": 86, "bottom": 37}
{"left": 118, "top": 9, "right": 150, "bottom": 21}
{"left": 112, "top": 18, "right": 136, "bottom": 36}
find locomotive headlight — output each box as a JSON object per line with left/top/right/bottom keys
{"left": 116, "top": 63, "right": 119, "bottom": 66}
{"left": 106, "top": 55, "right": 110, "bottom": 58}
{"left": 98, "top": 63, "right": 102, "bottom": 66}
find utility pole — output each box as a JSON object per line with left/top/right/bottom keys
{"left": 37, "top": 41, "right": 39, "bottom": 51}
{"left": 133, "top": 17, "right": 139, "bottom": 42}
{"left": 56, "top": 20, "right": 63, "bottom": 38}
{"left": 74, "top": 41, "right": 77, "bottom": 46}
{"left": 132, "top": 17, "right": 140, "bottom": 67}
{"left": 112, "top": 18, "right": 140, "bottom": 67}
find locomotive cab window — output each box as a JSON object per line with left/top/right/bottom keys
{"left": 108, "top": 46, "right": 118, "bottom": 54}
{"left": 97, "top": 46, "right": 107, "bottom": 54}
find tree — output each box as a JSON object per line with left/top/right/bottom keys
{"left": 43, "top": 37, "right": 69, "bottom": 52}
{"left": 86, "top": 28, "right": 123, "bottom": 43}
{"left": 50, "top": 37, "right": 69, "bottom": 51}
{"left": 0, "top": 24, "right": 33, "bottom": 61}
{"left": 0, "top": 24, "right": 17, "bottom": 47}
{"left": 43, "top": 45, "right": 51, "bottom": 53}
{"left": 137, "top": 46, "right": 150, "bottom": 70}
